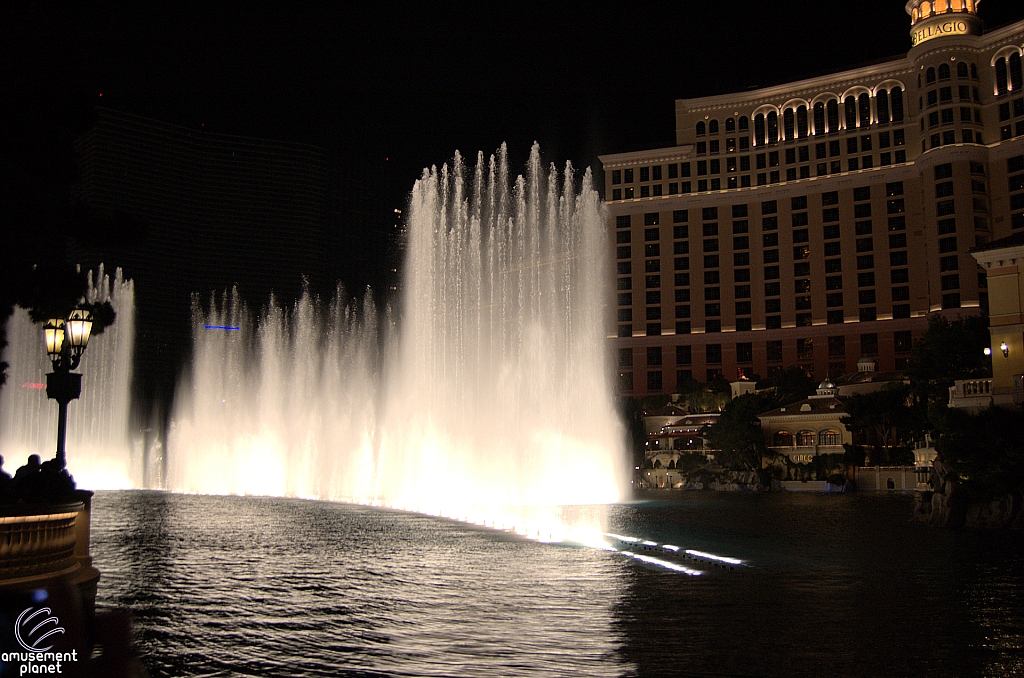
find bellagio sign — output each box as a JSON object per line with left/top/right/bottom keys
{"left": 912, "top": 19, "right": 971, "bottom": 46}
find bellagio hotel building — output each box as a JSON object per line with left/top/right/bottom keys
{"left": 600, "top": 0, "right": 1024, "bottom": 397}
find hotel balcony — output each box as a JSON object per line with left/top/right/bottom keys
{"left": 948, "top": 378, "right": 994, "bottom": 411}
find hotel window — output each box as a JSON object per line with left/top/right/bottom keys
{"left": 617, "top": 309, "right": 633, "bottom": 322}
{"left": 827, "top": 99, "right": 840, "bottom": 132}
{"left": 861, "top": 333, "right": 879, "bottom": 356}
{"left": 697, "top": 121, "right": 706, "bottom": 135}
{"left": 704, "top": 255, "right": 719, "bottom": 269}
{"left": 825, "top": 259, "right": 842, "bottom": 273}
{"left": 827, "top": 292, "right": 843, "bottom": 307}
{"left": 617, "top": 278, "right": 631, "bottom": 291}
{"left": 889, "top": 233, "right": 907, "bottom": 249}
{"left": 645, "top": 227, "right": 659, "bottom": 240}
{"left": 652, "top": 166, "right": 662, "bottom": 181}
{"left": 892, "top": 286, "right": 910, "bottom": 301}
{"left": 766, "top": 341, "right": 783, "bottom": 362}
{"left": 856, "top": 237, "right": 873, "bottom": 252}
{"left": 674, "top": 241, "right": 689, "bottom": 255}
{"left": 647, "top": 371, "right": 662, "bottom": 390}
{"left": 646, "top": 275, "right": 660, "bottom": 288}
{"left": 735, "top": 285, "right": 750, "bottom": 298}
{"left": 737, "top": 342, "right": 753, "bottom": 362}
{"left": 676, "top": 345, "right": 692, "bottom": 366}
{"left": 878, "top": 90, "right": 891, "bottom": 124}
{"left": 892, "top": 268, "right": 910, "bottom": 284}
{"left": 827, "top": 310, "right": 844, "bottom": 324}
{"left": 704, "top": 271, "right": 721, "bottom": 286}
{"left": 618, "top": 348, "right": 633, "bottom": 368}
{"left": 814, "top": 103, "right": 826, "bottom": 135}
{"left": 709, "top": 119, "right": 719, "bottom": 134}
{"left": 618, "top": 292, "right": 632, "bottom": 306}
{"left": 845, "top": 96, "right": 857, "bottom": 129}
{"left": 675, "top": 288, "right": 690, "bottom": 302}
{"left": 942, "top": 293, "right": 961, "bottom": 309}
{"left": 858, "top": 272, "right": 875, "bottom": 288}
{"left": 765, "top": 281, "right": 780, "bottom": 296}
{"left": 646, "top": 260, "right": 660, "bottom": 273}
{"left": 827, "top": 335, "right": 843, "bottom": 360}
{"left": 891, "top": 88, "right": 904, "bottom": 122}
{"left": 675, "top": 305, "right": 690, "bottom": 319}
{"left": 824, "top": 224, "right": 840, "bottom": 240}
{"left": 645, "top": 243, "right": 660, "bottom": 257}
{"left": 859, "top": 93, "right": 871, "bottom": 127}
{"left": 706, "top": 344, "right": 723, "bottom": 364}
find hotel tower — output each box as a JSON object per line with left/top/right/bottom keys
{"left": 601, "top": 1, "right": 1024, "bottom": 396}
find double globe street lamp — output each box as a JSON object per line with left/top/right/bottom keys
{"left": 42, "top": 309, "right": 94, "bottom": 469}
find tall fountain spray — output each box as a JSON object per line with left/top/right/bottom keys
{"left": 167, "top": 145, "right": 627, "bottom": 538}
{"left": 0, "top": 266, "right": 138, "bottom": 489}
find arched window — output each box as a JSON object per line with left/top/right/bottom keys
{"left": 818, "top": 429, "right": 842, "bottom": 446}
{"left": 797, "top": 106, "right": 808, "bottom": 138}
{"left": 996, "top": 57, "right": 1008, "bottom": 95}
{"left": 754, "top": 114, "right": 766, "bottom": 146}
{"left": 697, "top": 121, "right": 706, "bottom": 135}
{"left": 922, "top": 1, "right": 933, "bottom": 19}
{"left": 926, "top": 67, "right": 936, "bottom": 85}
{"left": 827, "top": 99, "right": 840, "bottom": 132}
{"left": 844, "top": 96, "right": 857, "bottom": 129}
{"left": 767, "top": 111, "right": 779, "bottom": 144}
{"left": 938, "top": 63, "right": 951, "bottom": 81}
{"left": 971, "top": 63, "right": 978, "bottom": 80}
{"left": 877, "top": 90, "right": 891, "bottom": 124}
{"left": 814, "top": 102, "right": 826, "bottom": 135}
{"left": 797, "top": 430, "right": 816, "bottom": 447}
{"left": 957, "top": 61, "right": 969, "bottom": 79}
{"left": 1011, "top": 53, "right": 1023, "bottom": 91}
{"left": 783, "top": 108, "right": 795, "bottom": 141}
{"left": 773, "top": 431, "right": 794, "bottom": 447}
{"left": 709, "top": 119, "right": 719, "bottom": 134}
{"left": 950, "top": 0, "right": 963, "bottom": 10}
{"left": 891, "top": 87, "right": 905, "bottom": 122}
{"left": 739, "top": 116, "right": 749, "bottom": 132}
{"left": 725, "top": 117, "right": 735, "bottom": 132}
{"left": 858, "top": 93, "right": 871, "bottom": 127}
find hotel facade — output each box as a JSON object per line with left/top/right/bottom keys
{"left": 601, "top": 1, "right": 1024, "bottom": 397}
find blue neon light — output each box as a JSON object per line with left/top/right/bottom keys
{"left": 204, "top": 325, "right": 241, "bottom": 331}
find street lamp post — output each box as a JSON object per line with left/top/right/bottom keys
{"left": 43, "top": 309, "right": 93, "bottom": 469}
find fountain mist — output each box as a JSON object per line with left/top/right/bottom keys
{"left": 0, "top": 266, "right": 137, "bottom": 489}
{"left": 167, "top": 145, "right": 627, "bottom": 539}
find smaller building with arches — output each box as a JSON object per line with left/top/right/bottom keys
{"left": 757, "top": 380, "right": 851, "bottom": 469}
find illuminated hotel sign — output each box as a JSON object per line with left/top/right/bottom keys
{"left": 911, "top": 18, "right": 972, "bottom": 46}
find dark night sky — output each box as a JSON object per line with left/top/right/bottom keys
{"left": 6, "top": 2, "right": 1024, "bottom": 201}
{"left": 6, "top": 2, "right": 1024, "bottom": 220}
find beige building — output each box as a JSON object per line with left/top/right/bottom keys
{"left": 601, "top": 1, "right": 1024, "bottom": 397}
{"left": 950, "top": 231, "right": 1024, "bottom": 407}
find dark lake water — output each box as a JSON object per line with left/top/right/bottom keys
{"left": 90, "top": 490, "right": 1024, "bottom": 677}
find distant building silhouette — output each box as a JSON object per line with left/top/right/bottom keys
{"left": 70, "top": 107, "right": 387, "bottom": 414}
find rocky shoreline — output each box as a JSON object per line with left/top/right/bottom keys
{"left": 911, "top": 459, "right": 1024, "bottom": 529}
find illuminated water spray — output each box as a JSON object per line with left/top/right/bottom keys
{"left": 167, "top": 144, "right": 629, "bottom": 539}
{"left": 0, "top": 266, "right": 137, "bottom": 489}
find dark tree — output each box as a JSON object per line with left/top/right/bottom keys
{"left": 706, "top": 391, "right": 779, "bottom": 471}
{"left": 932, "top": 405, "right": 1024, "bottom": 500}
{"left": 906, "top": 314, "right": 991, "bottom": 404}
{"left": 842, "top": 384, "right": 924, "bottom": 465}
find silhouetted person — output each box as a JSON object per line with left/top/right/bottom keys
{"left": 0, "top": 455, "right": 11, "bottom": 492}
{"left": 7, "top": 454, "right": 43, "bottom": 502}
{"left": 39, "top": 457, "right": 77, "bottom": 503}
